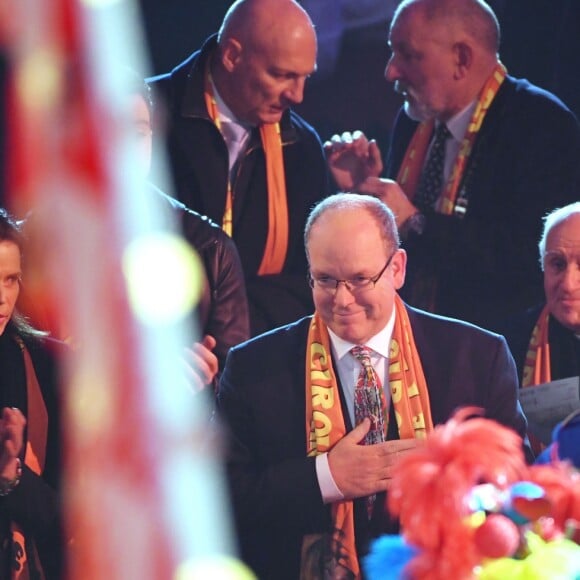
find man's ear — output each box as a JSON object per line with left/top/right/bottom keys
{"left": 391, "top": 249, "right": 407, "bottom": 290}
{"left": 453, "top": 41, "right": 472, "bottom": 79}
{"left": 221, "top": 37, "right": 243, "bottom": 73}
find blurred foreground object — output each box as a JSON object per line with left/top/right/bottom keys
{"left": 4, "top": 0, "right": 253, "bottom": 578}
{"left": 365, "top": 407, "right": 580, "bottom": 580}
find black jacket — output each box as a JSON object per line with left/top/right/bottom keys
{"left": 0, "top": 325, "right": 65, "bottom": 579}
{"left": 150, "top": 184, "right": 250, "bottom": 370}
{"left": 386, "top": 76, "right": 580, "bottom": 331}
{"left": 217, "top": 307, "right": 530, "bottom": 579}
{"left": 148, "top": 35, "right": 330, "bottom": 335}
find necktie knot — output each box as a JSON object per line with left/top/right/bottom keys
{"left": 433, "top": 122, "right": 451, "bottom": 143}
{"left": 351, "top": 345, "right": 372, "bottom": 364}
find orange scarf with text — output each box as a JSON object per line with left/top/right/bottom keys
{"left": 303, "top": 295, "right": 433, "bottom": 578}
{"left": 396, "top": 63, "right": 507, "bottom": 216}
{"left": 522, "top": 305, "right": 551, "bottom": 387}
{"left": 204, "top": 67, "right": 289, "bottom": 275}
{"left": 521, "top": 305, "right": 551, "bottom": 455}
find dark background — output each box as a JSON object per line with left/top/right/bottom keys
{"left": 1, "top": 1, "right": 579, "bottom": 207}
{"left": 137, "top": 0, "right": 580, "bottom": 151}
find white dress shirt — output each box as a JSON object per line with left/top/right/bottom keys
{"left": 211, "top": 81, "right": 252, "bottom": 175}
{"left": 315, "top": 310, "right": 396, "bottom": 503}
{"left": 442, "top": 100, "right": 477, "bottom": 185}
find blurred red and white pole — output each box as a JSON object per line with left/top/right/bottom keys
{"left": 3, "top": 0, "right": 251, "bottom": 577}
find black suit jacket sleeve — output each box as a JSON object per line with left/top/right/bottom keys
{"left": 407, "top": 307, "right": 533, "bottom": 461}
{"left": 217, "top": 332, "right": 328, "bottom": 533}
{"left": 199, "top": 229, "right": 250, "bottom": 368}
{"left": 479, "top": 333, "right": 530, "bottom": 439}
{"left": 2, "top": 467, "right": 60, "bottom": 535}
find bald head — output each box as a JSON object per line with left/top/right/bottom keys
{"left": 393, "top": 0, "right": 500, "bottom": 54}
{"left": 218, "top": 0, "right": 315, "bottom": 54}
{"left": 212, "top": 0, "right": 316, "bottom": 125}
{"left": 305, "top": 193, "right": 400, "bottom": 260}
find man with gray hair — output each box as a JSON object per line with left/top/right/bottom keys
{"left": 503, "top": 202, "right": 580, "bottom": 389}
{"left": 217, "top": 192, "right": 530, "bottom": 579}
{"left": 325, "top": 0, "right": 580, "bottom": 332}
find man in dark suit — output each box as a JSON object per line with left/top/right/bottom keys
{"left": 502, "top": 202, "right": 579, "bottom": 455}
{"left": 147, "top": 0, "right": 329, "bottom": 336}
{"left": 217, "top": 193, "right": 530, "bottom": 579}
{"left": 325, "top": 0, "right": 580, "bottom": 332}
{"left": 503, "top": 202, "right": 580, "bottom": 389}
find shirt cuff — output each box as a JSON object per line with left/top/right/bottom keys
{"left": 315, "top": 453, "right": 345, "bottom": 504}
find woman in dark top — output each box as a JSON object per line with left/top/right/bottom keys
{"left": 0, "top": 209, "right": 64, "bottom": 579}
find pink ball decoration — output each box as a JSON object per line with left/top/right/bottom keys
{"left": 473, "top": 514, "right": 520, "bottom": 559}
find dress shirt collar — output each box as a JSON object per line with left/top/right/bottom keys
{"left": 210, "top": 77, "right": 253, "bottom": 132}
{"left": 327, "top": 308, "right": 396, "bottom": 362}
{"left": 444, "top": 99, "right": 477, "bottom": 143}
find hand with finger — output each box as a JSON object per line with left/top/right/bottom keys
{"left": 324, "top": 130, "right": 384, "bottom": 190}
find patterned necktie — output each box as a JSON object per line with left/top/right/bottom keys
{"left": 351, "top": 346, "right": 386, "bottom": 517}
{"left": 414, "top": 123, "right": 451, "bottom": 212}
{"left": 351, "top": 346, "right": 386, "bottom": 446}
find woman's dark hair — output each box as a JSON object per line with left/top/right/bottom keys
{"left": 0, "top": 208, "right": 25, "bottom": 252}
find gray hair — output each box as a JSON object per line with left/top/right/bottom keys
{"left": 393, "top": 0, "right": 500, "bottom": 54}
{"left": 538, "top": 202, "right": 580, "bottom": 270}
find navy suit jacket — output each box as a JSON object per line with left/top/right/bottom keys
{"left": 217, "top": 305, "right": 530, "bottom": 579}
{"left": 386, "top": 76, "right": 580, "bottom": 331}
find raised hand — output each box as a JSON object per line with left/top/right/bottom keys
{"left": 324, "top": 130, "right": 383, "bottom": 191}
{"left": 357, "top": 177, "right": 418, "bottom": 227}
{"left": 183, "top": 334, "right": 219, "bottom": 393}
{"left": 0, "top": 407, "right": 25, "bottom": 479}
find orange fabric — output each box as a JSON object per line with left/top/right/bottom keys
{"left": 521, "top": 305, "right": 551, "bottom": 455}
{"left": 204, "top": 68, "right": 289, "bottom": 274}
{"left": 304, "top": 295, "right": 433, "bottom": 578}
{"left": 255, "top": 123, "right": 289, "bottom": 275}
{"left": 522, "top": 305, "right": 551, "bottom": 388}
{"left": 22, "top": 345, "right": 48, "bottom": 474}
{"left": 396, "top": 119, "right": 434, "bottom": 201}
{"left": 397, "top": 63, "right": 507, "bottom": 216}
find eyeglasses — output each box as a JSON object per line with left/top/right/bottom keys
{"left": 308, "top": 252, "right": 396, "bottom": 294}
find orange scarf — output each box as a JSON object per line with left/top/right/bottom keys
{"left": 303, "top": 295, "right": 433, "bottom": 578}
{"left": 521, "top": 305, "right": 551, "bottom": 455}
{"left": 397, "top": 63, "right": 507, "bottom": 216}
{"left": 522, "top": 305, "right": 551, "bottom": 388}
{"left": 203, "top": 67, "right": 289, "bottom": 275}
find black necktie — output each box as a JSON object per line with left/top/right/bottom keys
{"left": 415, "top": 123, "right": 451, "bottom": 212}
